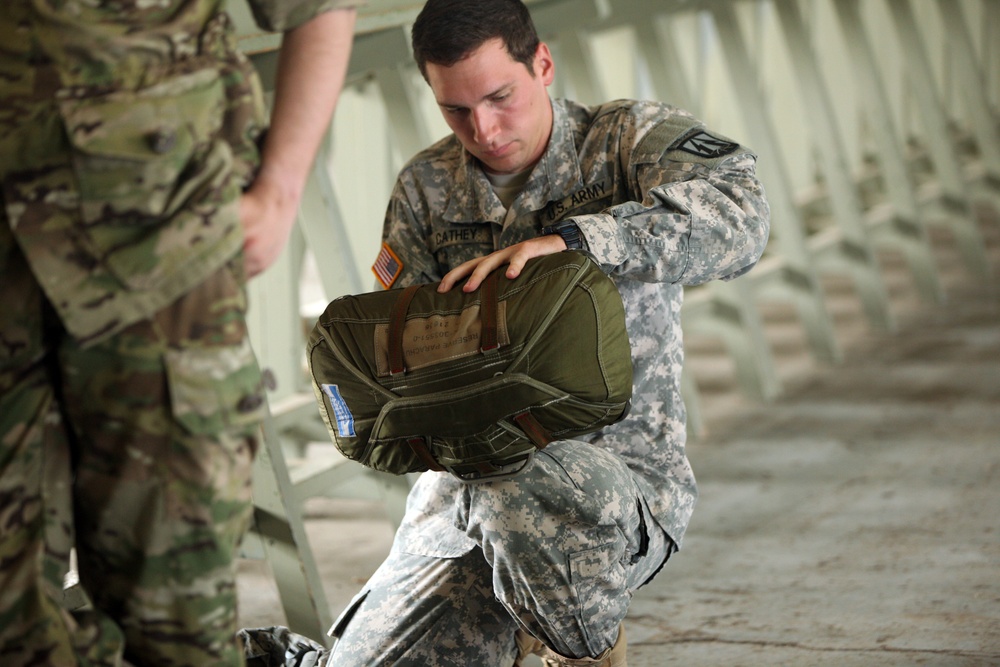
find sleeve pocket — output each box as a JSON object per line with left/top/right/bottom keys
{"left": 164, "top": 338, "right": 266, "bottom": 436}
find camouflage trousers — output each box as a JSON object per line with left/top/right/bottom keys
{"left": 0, "top": 222, "right": 264, "bottom": 666}
{"left": 328, "top": 441, "right": 674, "bottom": 666}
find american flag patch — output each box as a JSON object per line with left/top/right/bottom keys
{"left": 372, "top": 242, "right": 403, "bottom": 289}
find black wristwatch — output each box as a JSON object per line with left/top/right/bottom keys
{"left": 541, "top": 220, "right": 585, "bottom": 250}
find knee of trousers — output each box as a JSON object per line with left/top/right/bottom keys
{"left": 461, "top": 441, "right": 643, "bottom": 658}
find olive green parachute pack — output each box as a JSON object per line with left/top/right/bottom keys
{"left": 307, "top": 251, "right": 633, "bottom": 482}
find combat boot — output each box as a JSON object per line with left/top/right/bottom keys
{"left": 238, "top": 626, "right": 329, "bottom": 667}
{"left": 540, "top": 624, "right": 626, "bottom": 667}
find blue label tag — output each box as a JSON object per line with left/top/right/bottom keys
{"left": 321, "top": 384, "right": 356, "bottom": 437}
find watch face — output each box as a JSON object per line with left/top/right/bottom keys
{"left": 558, "top": 222, "right": 582, "bottom": 249}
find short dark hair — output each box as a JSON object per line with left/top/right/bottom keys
{"left": 411, "top": 0, "right": 541, "bottom": 80}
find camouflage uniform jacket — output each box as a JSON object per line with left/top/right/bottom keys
{"left": 377, "top": 97, "right": 770, "bottom": 549}
{"left": 0, "top": 0, "right": 351, "bottom": 345}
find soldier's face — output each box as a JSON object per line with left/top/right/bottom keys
{"left": 426, "top": 38, "right": 555, "bottom": 175}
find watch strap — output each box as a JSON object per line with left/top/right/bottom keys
{"left": 542, "top": 220, "right": 584, "bottom": 250}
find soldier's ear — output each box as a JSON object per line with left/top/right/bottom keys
{"left": 534, "top": 42, "right": 555, "bottom": 86}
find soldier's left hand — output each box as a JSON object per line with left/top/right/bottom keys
{"left": 438, "top": 235, "right": 567, "bottom": 293}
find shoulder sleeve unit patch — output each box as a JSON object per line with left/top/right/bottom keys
{"left": 673, "top": 130, "right": 740, "bottom": 159}
{"left": 372, "top": 242, "right": 404, "bottom": 289}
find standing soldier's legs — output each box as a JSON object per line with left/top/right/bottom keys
{"left": 57, "top": 257, "right": 264, "bottom": 667}
{"left": 0, "top": 218, "right": 126, "bottom": 666}
{"left": 0, "top": 220, "right": 69, "bottom": 664}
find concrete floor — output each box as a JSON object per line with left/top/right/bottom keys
{"left": 237, "top": 210, "right": 1000, "bottom": 666}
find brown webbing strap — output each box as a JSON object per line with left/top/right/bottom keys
{"left": 479, "top": 270, "right": 500, "bottom": 352}
{"left": 388, "top": 284, "right": 420, "bottom": 375}
{"left": 513, "top": 411, "right": 552, "bottom": 450}
{"left": 405, "top": 437, "right": 445, "bottom": 472}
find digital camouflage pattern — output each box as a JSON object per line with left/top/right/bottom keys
{"left": 307, "top": 98, "right": 769, "bottom": 665}
{"left": 0, "top": 0, "right": 351, "bottom": 665}
{"left": 241, "top": 442, "right": 666, "bottom": 666}
{"left": 382, "top": 97, "right": 769, "bottom": 551}
{"left": 326, "top": 441, "right": 674, "bottom": 665}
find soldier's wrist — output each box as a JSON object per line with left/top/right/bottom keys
{"left": 541, "top": 220, "right": 585, "bottom": 251}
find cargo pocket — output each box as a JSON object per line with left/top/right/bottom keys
{"left": 60, "top": 68, "right": 227, "bottom": 223}
{"left": 567, "top": 525, "right": 631, "bottom": 654}
{"left": 164, "top": 337, "right": 267, "bottom": 438}
{"left": 58, "top": 68, "right": 242, "bottom": 290}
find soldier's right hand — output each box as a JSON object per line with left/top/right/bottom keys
{"left": 239, "top": 173, "right": 300, "bottom": 278}
{"left": 437, "top": 235, "right": 567, "bottom": 293}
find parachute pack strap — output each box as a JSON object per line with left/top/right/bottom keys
{"left": 513, "top": 411, "right": 552, "bottom": 450}
{"left": 388, "top": 284, "right": 421, "bottom": 375}
{"left": 405, "top": 437, "right": 445, "bottom": 472}
{"left": 480, "top": 269, "right": 500, "bottom": 352}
